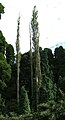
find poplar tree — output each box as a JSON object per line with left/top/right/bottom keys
{"left": 31, "top": 6, "right": 41, "bottom": 111}
{"left": 16, "top": 16, "right": 21, "bottom": 105}
{"left": 29, "top": 23, "right": 33, "bottom": 109}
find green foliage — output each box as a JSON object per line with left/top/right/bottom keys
{"left": 31, "top": 6, "right": 41, "bottom": 111}
{"left": 0, "top": 114, "right": 33, "bottom": 120}
{"left": 0, "top": 3, "right": 4, "bottom": 19}
{"left": 19, "top": 86, "right": 30, "bottom": 114}
{"left": 20, "top": 52, "right": 31, "bottom": 91}
{"left": 0, "top": 31, "right": 6, "bottom": 54}
{"left": 54, "top": 46, "right": 65, "bottom": 82}
{"left": 0, "top": 53, "right": 11, "bottom": 87}
{"left": 6, "top": 44, "right": 15, "bottom": 65}
{"left": 53, "top": 46, "right": 65, "bottom": 98}
{"left": 38, "top": 99, "right": 65, "bottom": 120}
{"left": 5, "top": 63, "right": 17, "bottom": 103}
{"left": 0, "top": 99, "right": 65, "bottom": 119}
{"left": 20, "top": 52, "right": 33, "bottom": 110}
{"left": 59, "top": 77, "right": 65, "bottom": 93}
{"left": 16, "top": 16, "right": 20, "bottom": 53}
{"left": 39, "top": 48, "right": 57, "bottom": 103}
{"left": 0, "top": 2, "right": 65, "bottom": 117}
{"left": 31, "top": 6, "right": 39, "bottom": 50}
{"left": 0, "top": 54, "right": 11, "bottom": 82}
{"left": 0, "top": 94, "right": 5, "bottom": 114}
{"left": 6, "top": 99, "right": 17, "bottom": 114}
{"left": 0, "top": 3, "right": 4, "bottom": 13}
{"left": 0, "top": 53, "right": 11, "bottom": 103}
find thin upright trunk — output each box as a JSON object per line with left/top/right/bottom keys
{"left": 0, "top": 13, "right": 1, "bottom": 19}
{"left": 16, "top": 16, "right": 20, "bottom": 105}
{"left": 29, "top": 23, "right": 33, "bottom": 109}
{"left": 16, "top": 33, "right": 20, "bottom": 105}
{"left": 35, "top": 43, "right": 41, "bottom": 111}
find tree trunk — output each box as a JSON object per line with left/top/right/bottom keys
{"left": 35, "top": 44, "right": 41, "bottom": 111}
{"left": 29, "top": 23, "right": 33, "bottom": 109}
{"left": 16, "top": 16, "right": 20, "bottom": 105}
{"left": 17, "top": 53, "right": 20, "bottom": 104}
{"left": 0, "top": 13, "right": 1, "bottom": 19}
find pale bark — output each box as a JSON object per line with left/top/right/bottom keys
{"left": 16, "top": 16, "right": 20, "bottom": 105}
{"left": 29, "top": 23, "right": 33, "bottom": 108}
{"left": 35, "top": 38, "right": 41, "bottom": 111}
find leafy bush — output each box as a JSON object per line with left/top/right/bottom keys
{"left": 0, "top": 94, "right": 5, "bottom": 114}
{"left": 0, "top": 99, "right": 65, "bottom": 119}
{"left": 19, "top": 86, "right": 30, "bottom": 114}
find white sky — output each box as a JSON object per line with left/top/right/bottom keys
{"left": 0, "top": 0, "right": 65, "bottom": 53}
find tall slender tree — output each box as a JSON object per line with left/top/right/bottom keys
{"left": 16, "top": 15, "right": 21, "bottom": 105}
{"left": 29, "top": 23, "right": 33, "bottom": 109}
{"left": 31, "top": 6, "right": 41, "bottom": 111}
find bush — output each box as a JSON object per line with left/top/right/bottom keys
{"left": 19, "top": 86, "right": 30, "bottom": 114}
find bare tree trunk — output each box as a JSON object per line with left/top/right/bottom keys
{"left": 0, "top": 13, "right": 1, "bottom": 19}
{"left": 35, "top": 47, "right": 41, "bottom": 112}
{"left": 17, "top": 53, "right": 20, "bottom": 104}
{"left": 35, "top": 37, "right": 42, "bottom": 111}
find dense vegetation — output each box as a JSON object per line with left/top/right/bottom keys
{"left": 0, "top": 3, "right": 65, "bottom": 120}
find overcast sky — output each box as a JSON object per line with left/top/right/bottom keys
{"left": 0, "top": 0, "right": 65, "bottom": 53}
